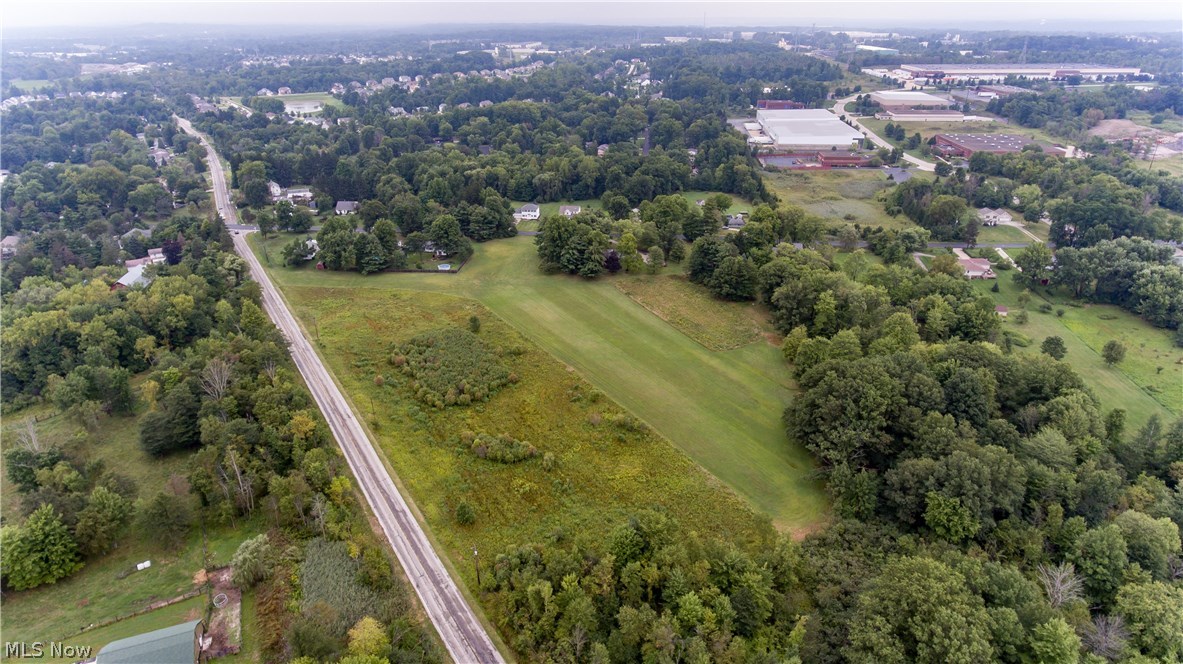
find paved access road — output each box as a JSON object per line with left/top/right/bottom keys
{"left": 175, "top": 116, "right": 505, "bottom": 664}
{"left": 831, "top": 95, "right": 938, "bottom": 172}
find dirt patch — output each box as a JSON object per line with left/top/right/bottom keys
{"left": 204, "top": 568, "right": 243, "bottom": 659}
{"left": 1089, "top": 119, "right": 1169, "bottom": 141}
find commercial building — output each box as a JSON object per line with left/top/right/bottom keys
{"left": 755, "top": 109, "right": 865, "bottom": 150}
{"left": 856, "top": 45, "right": 899, "bottom": 55}
{"left": 934, "top": 133, "right": 1040, "bottom": 157}
{"left": 877, "top": 109, "right": 966, "bottom": 122}
{"left": 756, "top": 99, "right": 805, "bottom": 110}
{"left": 900, "top": 63, "right": 1143, "bottom": 82}
{"left": 869, "top": 90, "right": 954, "bottom": 110}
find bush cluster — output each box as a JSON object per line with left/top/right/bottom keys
{"left": 391, "top": 327, "right": 511, "bottom": 408}
{"left": 465, "top": 432, "right": 538, "bottom": 464}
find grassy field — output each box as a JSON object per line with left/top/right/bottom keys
{"left": 510, "top": 191, "right": 753, "bottom": 219}
{"left": 975, "top": 277, "right": 1180, "bottom": 428}
{"left": 2, "top": 514, "right": 262, "bottom": 653}
{"left": 1128, "top": 111, "right": 1183, "bottom": 134}
{"left": 250, "top": 234, "right": 827, "bottom": 532}
{"left": 1136, "top": 155, "right": 1183, "bottom": 177}
{"left": 861, "top": 117, "right": 1065, "bottom": 148}
{"left": 765, "top": 169, "right": 918, "bottom": 230}
{"left": 0, "top": 405, "right": 191, "bottom": 523}
{"left": 977, "top": 224, "right": 1036, "bottom": 244}
{"left": 614, "top": 275, "right": 770, "bottom": 351}
{"left": 0, "top": 397, "right": 266, "bottom": 653}
{"left": 27, "top": 595, "right": 208, "bottom": 664}
{"left": 9, "top": 79, "right": 53, "bottom": 92}
{"left": 276, "top": 91, "right": 345, "bottom": 108}
{"left": 279, "top": 286, "right": 777, "bottom": 584}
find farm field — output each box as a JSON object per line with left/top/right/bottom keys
{"left": 975, "top": 277, "right": 1181, "bottom": 429}
{"left": 249, "top": 234, "right": 827, "bottom": 532}
{"left": 765, "top": 169, "right": 915, "bottom": 230}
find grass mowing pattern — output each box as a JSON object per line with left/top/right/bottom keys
{"left": 282, "top": 286, "right": 775, "bottom": 592}
{"left": 615, "top": 275, "right": 768, "bottom": 351}
{"left": 394, "top": 327, "right": 512, "bottom": 408}
{"left": 251, "top": 235, "right": 828, "bottom": 531}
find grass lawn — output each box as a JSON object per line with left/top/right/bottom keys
{"left": 249, "top": 234, "right": 827, "bottom": 532}
{"left": 30, "top": 595, "right": 208, "bottom": 664}
{"left": 614, "top": 274, "right": 771, "bottom": 351}
{"left": 977, "top": 224, "right": 1035, "bottom": 244}
{"left": 974, "top": 277, "right": 1180, "bottom": 429}
{"left": 1128, "top": 111, "right": 1183, "bottom": 134}
{"left": 2, "top": 514, "right": 263, "bottom": 651}
{"left": 276, "top": 91, "right": 345, "bottom": 109}
{"left": 765, "top": 169, "right": 919, "bottom": 230}
{"left": 509, "top": 192, "right": 754, "bottom": 219}
{"left": 1136, "top": 155, "right": 1183, "bottom": 178}
{"left": 1, "top": 397, "right": 267, "bottom": 650}
{"left": 220, "top": 590, "right": 259, "bottom": 664}
{"left": 10, "top": 79, "right": 53, "bottom": 92}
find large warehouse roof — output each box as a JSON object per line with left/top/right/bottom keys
{"left": 756, "top": 109, "right": 864, "bottom": 148}
{"left": 869, "top": 90, "right": 952, "bottom": 106}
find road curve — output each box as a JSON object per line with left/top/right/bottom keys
{"left": 830, "top": 95, "right": 938, "bottom": 172}
{"left": 175, "top": 116, "right": 505, "bottom": 664}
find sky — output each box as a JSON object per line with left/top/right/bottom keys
{"left": 2, "top": 0, "right": 1181, "bottom": 30}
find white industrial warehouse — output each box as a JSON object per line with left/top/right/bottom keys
{"left": 754, "top": 109, "right": 865, "bottom": 150}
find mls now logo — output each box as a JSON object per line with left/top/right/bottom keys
{"left": 5, "top": 642, "right": 93, "bottom": 659}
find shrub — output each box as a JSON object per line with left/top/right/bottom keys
{"left": 469, "top": 433, "right": 538, "bottom": 464}
{"left": 231, "top": 533, "right": 274, "bottom": 589}
{"left": 1056, "top": 308, "right": 1066, "bottom": 317}
{"left": 392, "top": 327, "right": 511, "bottom": 408}
{"left": 455, "top": 501, "right": 476, "bottom": 525}
{"left": 1038, "top": 303, "right": 1054, "bottom": 314}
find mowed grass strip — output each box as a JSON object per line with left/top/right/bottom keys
{"left": 615, "top": 275, "right": 768, "bottom": 351}
{"left": 283, "top": 287, "right": 775, "bottom": 580}
{"left": 255, "top": 235, "right": 828, "bottom": 531}
{"left": 975, "top": 277, "right": 1180, "bottom": 428}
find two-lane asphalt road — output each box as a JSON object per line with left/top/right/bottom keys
{"left": 175, "top": 116, "right": 504, "bottom": 664}
{"left": 831, "top": 95, "right": 938, "bottom": 172}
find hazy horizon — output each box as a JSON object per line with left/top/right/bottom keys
{"left": 3, "top": 0, "right": 1181, "bottom": 33}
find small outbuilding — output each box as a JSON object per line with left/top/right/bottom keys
{"left": 95, "top": 619, "right": 203, "bottom": 664}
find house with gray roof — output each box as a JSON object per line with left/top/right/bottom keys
{"left": 334, "top": 200, "right": 359, "bottom": 215}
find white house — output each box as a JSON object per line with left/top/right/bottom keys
{"left": 559, "top": 205, "right": 582, "bottom": 217}
{"left": 977, "top": 207, "right": 1013, "bottom": 226}
{"left": 514, "top": 204, "right": 540, "bottom": 220}
{"left": 957, "top": 257, "right": 996, "bottom": 279}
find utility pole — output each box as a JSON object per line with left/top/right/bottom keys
{"left": 473, "top": 548, "right": 481, "bottom": 587}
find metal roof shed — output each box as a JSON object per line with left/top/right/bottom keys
{"left": 96, "top": 619, "right": 203, "bottom": 664}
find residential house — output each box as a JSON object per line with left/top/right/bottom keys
{"left": 256, "top": 88, "right": 274, "bottom": 96}
{"left": 957, "top": 257, "right": 996, "bottom": 279}
{"left": 111, "top": 264, "right": 153, "bottom": 290}
{"left": 334, "top": 201, "right": 359, "bottom": 215}
{"left": 268, "top": 181, "right": 284, "bottom": 201}
{"left": 123, "top": 248, "right": 166, "bottom": 269}
{"left": 478, "top": 100, "right": 494, "bottom": 107}
{"left": 596, "top": 144, "right": 610, "bottom": 157}
{"left": 149, "top": 147, "right": 171, "bottom": 167}
{"left": 995, "top": 305, "right": 1009, "bottom": 317}
{"left": 559, "top": 205, "right": 582, "bottom": 217}
{"left": 977, "top": 207, "right": 1013, "bottom": 226}
{"left": 515, "top": 203, "right": 541, "bottom": 220}
{"left": 277, "top": 86, "right": 292, "bottom": 95}
{"left": 1, "top": 234, "right": 20, "bottom": 258}
{"left": 725, "top": 214, "right": 747, "bottom": 230}
{"left": 95, "top": 619, "right": 203, "bottom": 664}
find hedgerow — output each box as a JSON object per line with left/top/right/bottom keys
{"left": 390, "top": 327, "right": 513, "bottom": 408}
